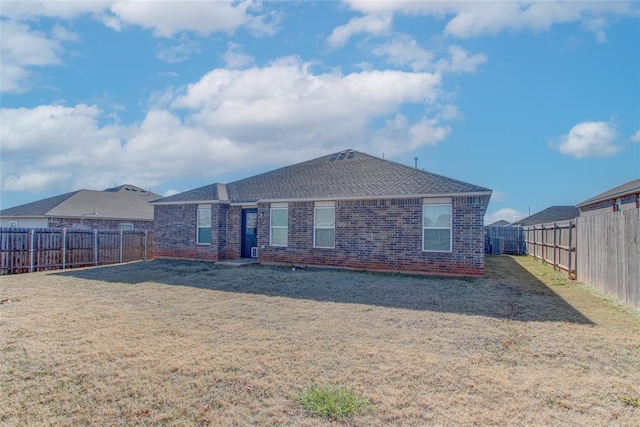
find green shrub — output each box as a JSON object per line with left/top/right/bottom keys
{"left": 298, "top": 385, "right": 373, "bottom": 419}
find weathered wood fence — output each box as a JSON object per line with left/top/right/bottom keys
{"left": 576, "top": 210, "right": 639, "bottom": 310}
{"left": 522, "top": 210, "right": 639, "bottom": 310}
{"left": 485, "top": 226, "right": 525, "bottom": 255}
{"left": 0, "top": 228, "right": 153, "bottom": 275}
{"left": 523, "top": 220, "right": 577, "bottom": 279}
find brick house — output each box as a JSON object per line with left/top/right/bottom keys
{"left": 0, "top": 185, "right": 160, "bottom": 230}
{"left": 576, "top": 178, "right": 640, "bottom": 216}
{"left": 151, "top": 150, "right": 492, "bottom": 276}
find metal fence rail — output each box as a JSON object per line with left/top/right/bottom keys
{"left": 0, "top": 228, "right": 152, "bottom": 275}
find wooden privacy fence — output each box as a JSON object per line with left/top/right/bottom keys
{"left": 576, "top": 210, "right": 639, "bottom": 310}
{"left": 0, "top": 228, "right": 153, "bottom": 275}
{"left": 485, "top": 226, "right": 525, "bottom": 255}
{"left": 523, "top": 220, "right": 577, "bottom": 279}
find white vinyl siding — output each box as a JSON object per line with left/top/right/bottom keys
{"left": 197, "top": 205, "right": 212, "bottom": 245}
{"left": 314, "top": 201, "right": 335, "bottom": 248}
{"left": 270, "top": 203, "right": 288, "bottom": 246}
{"left": 423, "top": 198, "right": 452, "bottom": 252}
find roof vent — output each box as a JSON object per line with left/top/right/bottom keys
{"left": 329, "top": 153, "right": 338, "bottom": 161}
{"left": 338, "top": 151, "right": 346, "bottom": 160}
{"left": 347, "top": 150, "right": 355, "bottom": 159}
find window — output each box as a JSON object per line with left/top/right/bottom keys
{"left": 314, "top": 202, "right": 335, "bottom": 248}
{"left": 119, "top": 223, "right": 134, "bottom": 231}
{"left": 9, "top": 220, "right": 18, "bottom": 228}
{"left": 270, "top": 203, "right": 288, "bottom": 246}
{"left": 423, "top": 199, "right": 452, "bottom": 252}
{"left": 197, "top": 205, "right": 212, "bottom": 245}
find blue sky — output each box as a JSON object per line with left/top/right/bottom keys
{"left": 1, "top": 1, "right": 639, "bottom": 224}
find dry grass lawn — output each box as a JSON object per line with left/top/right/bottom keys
{"left": 1, "top": 256, "right": 639, "bottom": 426}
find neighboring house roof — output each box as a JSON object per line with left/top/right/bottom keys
{"left": 510, "top": 206, "right": 579, "bottom": 226}
{"left": 0, "top": 185, "right": 161, "bottom": 221}
{"left": 153, "top": 150, "right": 492, "bottom": 206}
{"left": 486, "top": 220, "right": 510, "bottom": 227}
{"left": 576, "top": 178, "right": 640, "bottom": 208}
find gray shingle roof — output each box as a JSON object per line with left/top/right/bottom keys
{"left": 510, "top": 206, "right": 579, "bottom": 226}
{"left": 153, "top": 183, "right": 228, "bottom": 204}
{"left": 577, "top": 178, "right": 640, "bottom": 207}
{"left": 1, "top": 185, "right": 161, "bottom": 221}
{"left": 153, "top": 150, "right": 491, "bottom": 204}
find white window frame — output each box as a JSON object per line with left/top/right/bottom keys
{"left": 118, "top": 223, "right": 134, "bottom": 231}
{"left": 314, "top": 201, "right": 335, "bottom": 249}
{"left": 197, "top": 204, "right": 212, "bottom": 245}
{"left": 270, "top": 203, "right": 288, "bottom": 247}
{"left": 422, "top": 198, "right": 452, "bottom": 253}
{"left": 9, "top": 220, "right": 18, "bottom": 228}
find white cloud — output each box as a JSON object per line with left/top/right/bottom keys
{"left": 222, "top": 42, "right": 254, "bottom": 69}
{"left": 1, "top": 59, "right": 450, "bottom": 194}
{"left": 371, "top": 35, "right": 433, "bottom": 71}
{"left": 435, "top": 46, "right": 487, "bottom": 74}
{"left": 554, "top": 121, "right": 621, "bottom": 158}
{"left": 341, "top": 1, "right": 633, "bottom": 41}
{"left": 328, "top": 14, "right": 392, "bottom": 48}
{"left": 2, "top": 172, "right": 72, "bottom": 193}
{"left": 0, "top": 1, "right": 110, "bottom": 20}
{"left": 156, "top": 37, "right": 202, "bottom": 63}
{"left": 109, "top": 0, "right": 257, "bottom": 37}
{"left": 630, "top": 130, "right": 640, "bottom": 143}
{"left": 172, "top": 58, "right": 442, "bottom": 152}
{"left": 0, "top": 21, "right": 63, "bottom": 92}
{"left": 485, "top": 208, "right": 525, "bottom": 225}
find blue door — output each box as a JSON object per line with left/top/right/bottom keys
{"left": 241, "top": 209, "right": 258, "bottom": 258}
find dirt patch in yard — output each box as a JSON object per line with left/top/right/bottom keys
{"left": 1, "top": 256, "right": 638, "bottom": 426}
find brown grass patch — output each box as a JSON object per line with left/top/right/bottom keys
{"left": 1, "top": 256, "right": 639, "bottom": 426}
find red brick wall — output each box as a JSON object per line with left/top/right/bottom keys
{"left": 154, "top": 197, "right": 487, "bottom": 276}
{"left": 257, "top": 197, "right": 486, "bottom": 276}
{"left": 153, "top": 204, "right": 218, "bottom": 261}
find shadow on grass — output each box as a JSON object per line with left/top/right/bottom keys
{"left": 54, "top": 256, "right": 592, "bottom": 324}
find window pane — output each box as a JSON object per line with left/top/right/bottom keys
{"left": 198, "top": 209, "right": 211, "bottom": 227}
{"left": 271, "top": 228, "right": 288, "bottom": 246}
{"left": 198, "top": 227, "right": 211, "bottom": 244}
{"left": 423, "top": 205, "right": 451, "bottom": 227}
{"left": 271, "top": 209, "right": 288, "bottom": 227}
{"left": 315, "top": 207, "right": 335, "bottom": 228}
{"left": 315, "top": 228, "right": 335, "bottom": 248}
{"left": 423, "top": 229, "right": 450, "bottom": 251}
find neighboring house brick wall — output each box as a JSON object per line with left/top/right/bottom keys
{"left": 153, "top": 205, "right": 218, "bottom": 261}
{"left": 47, "top": 217, "right": 153, "bottom": 230}
{"left": 579, "top": 194, "right": 639, "bottom": 216}
{"left": 257, "top": 196, "right": 486, "bottom": 276}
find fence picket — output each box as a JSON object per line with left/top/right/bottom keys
{"left": 0, "top": 228, "right": 153, "bottom": 275}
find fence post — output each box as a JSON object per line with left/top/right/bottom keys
{"left": 119, "top": 229, "right": 124, "bottom": 263}
{"left": 62, "top": 228, "right": 67, "bottom": 270}
{"left": 29, "top": 229, "right": 35, "bottom": 273}
{"left": 568, "top": 220, "right": 574, "bottom": 279}
{"left": 553, "top": 223, "right": 558, "bottom": 271}
{"left": 144, "top": 230, "right": 148, "bottom": 261}
{"left": 94, "top": 229, "right": 98, "bottom": 266}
